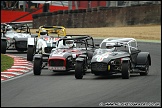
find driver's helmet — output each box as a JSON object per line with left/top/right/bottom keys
{"left": 66, "top": 40, "right": 74, "bottom": 48}
{"left": 40, "top": 29, "right": 48, "bottom": 36}
{"left": 39, "top": 29, "right": 48, "bottom": 39}
{"left": 106, "top": 43, "right": 115, "bottom": 51}
{"left": 6, "top": 25, "right": 12, "bottom": 31}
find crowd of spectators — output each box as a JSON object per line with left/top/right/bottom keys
{"left": 1, "top": 1, "right": 18, "bottom": 9}
{"left": 1, "top": 1, "right": 39, "bottom": 11}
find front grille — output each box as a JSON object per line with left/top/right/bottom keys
{"left": 44, "top": 47, "right": 55, "bottom": 53}
{"left": 91, "top": 62, "right": 107, "bottom": 72}
{"left": 16, "top": 41, "right": 27, "bottom": 48}
{"left": 49, "top": 59, "right": 64, "bottom": 66}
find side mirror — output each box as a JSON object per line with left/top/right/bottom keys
{"left": 36, "top": 31, "right": 39, "bottom": 33}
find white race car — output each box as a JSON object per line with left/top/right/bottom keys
{"left": 27, "top": 26, "right": 66, "bottom": 61}
{"left": 1, "top": 23, "right": 35, "bottom": 53}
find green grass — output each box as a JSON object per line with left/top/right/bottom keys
{"left": 1, "top": 54, "right": 14, "bottom": 72}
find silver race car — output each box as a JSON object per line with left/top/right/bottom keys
{"left": 1, "top": 23, "right": 34, "bottom": 53}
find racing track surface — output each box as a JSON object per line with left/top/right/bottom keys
{"left": 1, "top": 39, "right": 161, "bottom": 107}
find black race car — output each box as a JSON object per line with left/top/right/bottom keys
{"left": 75, "top": 37, "right": 151, "bottom": 79}
{"left": 33, "top": 35, "right": 98, "bottom": 75}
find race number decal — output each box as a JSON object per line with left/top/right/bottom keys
{"left": 96, "top": 52, "right": 111, "bottom": 62}
{"left": 53, "top": 38, "right": 60, "bottom": 42}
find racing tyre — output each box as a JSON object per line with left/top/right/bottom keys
{"left": 1, "top": 40, "right": 7, "bottom": 54}
{"left": 33, "top": 58, "right": 42, "bottom": 75}
{"left": 140, "top": 59, "right": 149, "bottom": 76}
{"left": 75, "top": 62, "right": 84, "bottom": 79}
{"left": 27, "top": 45, "right": 35, "bottom": 61}
{"left": 121, "top": 61, "right": 130, "bottom": 79}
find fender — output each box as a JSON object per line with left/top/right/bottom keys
{"left": 136, "top": 52, "right": 151, "bottom": 65}
{"left": 34, "top": 54, "right": 42, "bottom": 59}
{"left": 76, "top": 57, "right": 85, "bottom": 62}
{"left": 28, "top": 37, "right": 35, "bottom": 45}
{"left": 14, "top": 37, "right": 28, "bottom": 42}
{"left": 1, "top": 38, "right": 7, "bottom": 41}
{"left": 122, "top": 57, "right": 130, "bottom": 61}
{"left": 31, "top": 34, "right": 38, "bottom": 38}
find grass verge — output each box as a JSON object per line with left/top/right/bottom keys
{"left": 1, "top": 54, "right": 14, "bottom": 72}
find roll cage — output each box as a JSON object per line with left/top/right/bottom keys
{"left": 56, "top": 35, "right": 95, "bottom": 50}
{"left": 100, "top": 37, "right": 139, "bottom": 54}
{"left": 36, "top": 26, "right": 66, "bottom": 37}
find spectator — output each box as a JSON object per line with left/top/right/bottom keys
{"left": 5, "top": 1, "right": 12, "bottom": 8}
{"left": 1, "top": 1, "right": 5, "bottom": 9}
{"left": 26, "top": 1, "right": 32, "bottom": 9}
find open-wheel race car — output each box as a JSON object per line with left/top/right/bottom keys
{"left": 27, "top": 25, "right": 66, "bottom": 61}
{"left": 33, "top": 35, "right": 98, "bottom": 76}
{"left": 75, "top": 37, "right": 151, "bottom": 79}
{"left": 1, "top": 23, "right": 35, "bottom": 53}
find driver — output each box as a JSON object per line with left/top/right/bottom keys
{"left": 106, "top": 43, "right": 115, "bottom": 51}
{"left": 6, "top": 24, "right": 13, "bottom": 31}
{"left": 40, "top": 29, "right": 48, "bottom": 38}
{"left": 65, "top": 40, "right": 75, "bottom": 48}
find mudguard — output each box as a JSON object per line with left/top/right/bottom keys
{"left": 76, "top": 57, "right": 85, "bottom": 62}
{"left": 122, "top": 57, "right": 130, "bottom": 61}
{"left": 1, "top": 38, "right": 7, "bottom": 41}
{"left": 14, "top": 37, "right": 28, "bottom": 42}
{"left": 34, "top": 54, "right": 42, "bottom": 59}
{"left": 31, "top": 34, "right": 38, "bottom": 37}
{"left": 136, "top": 52, "right": 151, "bottom": 65}
{"left": 28, "top": 37, "right": 35, "bottom": 45}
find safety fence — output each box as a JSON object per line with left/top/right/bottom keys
{"left": 32, "top": 4, "right": 161, "bottom": 28}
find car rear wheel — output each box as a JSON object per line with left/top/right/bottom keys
{"left": 27, "top": 45, "right": 35, "bottom": 61}
{"left": 75, "top": 62, "right": 84, "bottom": 79}
{"left": 121, "top": 61, "right": 130, "bottom": 79}
{"left": 1, "top": 40, "right": 7, "bottom": 54}
{"left": 33, "top": 58, "right": 42, "bottom": 75}
{"left": 140, "top": 59, "right": 149, "bottom": 76}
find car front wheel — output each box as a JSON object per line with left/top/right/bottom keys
{"left": 122, "top": 61, "right": 130, "bottom": 79}
{"left": 1, "top": 40, "right": 7, "bottom": 54}
{"left": 27, "top": 45, "right": 35, "bottom": 61}
{"left": 33, "top": 58, "right": 42, "bottom": 75}
{"left": 75, "top": 62, "right": 84, "bottom": 79}
{"left": 140, "top": 59, "right": 149, "bottom": 76}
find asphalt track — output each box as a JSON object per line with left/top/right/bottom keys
{"left": 1, "top": 39, "right": 161, "bottom": 107}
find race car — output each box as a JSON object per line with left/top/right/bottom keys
{"left": 75, "top": 37, "right": 151, "bottom": 79}
{"left": 27, "top": 26, "right": 66, "bottom": 61}
{"left": 33, "top": 35, "right": 98, "bottom": 75}
{"left": 1, "top": 23, "right": 34, "bottom": 53}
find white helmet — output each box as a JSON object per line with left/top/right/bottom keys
{"left": 66, "top": 40, "right": 74, "bottom": 48}
{"left": 6, "top": 25, "right": 12, "bottom": 31}
{"left": 40, "top": 29, "right": 48, "bottom": 35}
{"left": 106, "top": 43, "right": 115, "bottom": 51}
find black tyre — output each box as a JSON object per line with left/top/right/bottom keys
{"left": 140, "top": 59, "right": 149, "bottom": 76}
{"left": 121, "top": 61, "right": 130, "bottom": 79}
{"left": 1, "top": 40, "right": 7, "bottom": 54}
{"left": 33, "top": 58, "right": 42, "bottom": 75}
{"left": 27, "top": 45, "right": 35, "bottom": 61}
{"left": 75, "top": 62, "right": 84, "bottom": 79}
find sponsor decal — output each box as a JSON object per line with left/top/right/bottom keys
{"left": 53, "top": 38, "right": 60, "bottom": 42}
{"left": 48, "top": 66, "right": 66, "bottom": 70}
{"left": 95, "top": 52, "right": 112, "bottom": 62}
